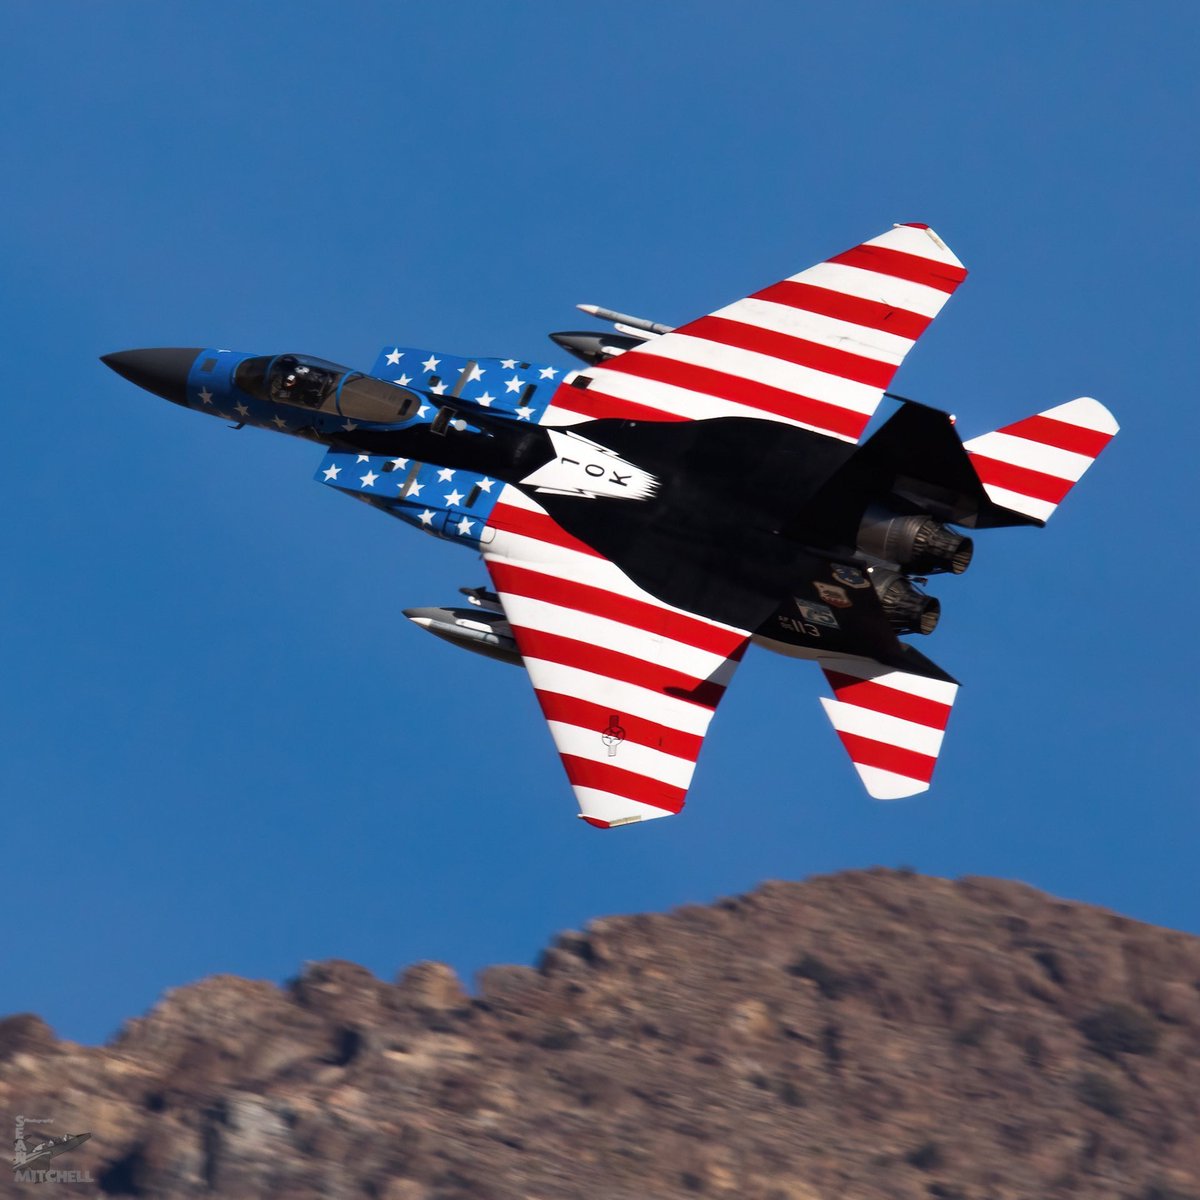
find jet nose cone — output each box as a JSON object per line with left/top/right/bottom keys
{"left": 101, "top": 347, "right": 204, "bottom": 405}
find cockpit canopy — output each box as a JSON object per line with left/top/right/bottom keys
{"left": 233, "top": 354, "right": 420, "bottom": 424}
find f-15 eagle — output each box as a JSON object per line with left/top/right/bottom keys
{"left": 103, "top": 224, "right": 1117, "bottom": 827}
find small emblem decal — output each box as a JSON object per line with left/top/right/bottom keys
{"left": 814, "top": 582, "right": 852, "bottom": 608}
{"left": 832, "top": 564, "right": 870, "bottom": 589}
{"left": 794, "top": 598, "right": 839, "bottom": 628}
{"left": 601, "top": 715, "right": 626, "bottom": 757}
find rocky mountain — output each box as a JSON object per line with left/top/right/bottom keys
{"left": 3, "top": 870, "right": 1199, "bottom": 1199}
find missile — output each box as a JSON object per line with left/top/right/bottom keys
{"left": 549, "top": 330, "right": 647, "bottom": 365}
{"left": 404, "top": 606, "right": 521, "bottom": 666}
{"left": 575, "top": 304, "right": 675, "bottom": 335}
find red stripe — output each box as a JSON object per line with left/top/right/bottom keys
{"left": 486, "top": 502, "right": 601, "bottom": 557}
{"left": 600, "top": 349, "right": 870, "bottom": 440}
{"left": 513, "top": 628, "right": 725, "bottom": 710}
{"left": 679, "top": 316, "right": 898, "bottom": 389}
{"left": 488, "top": 561, "right": 747, "bottom": 657}
{"left": 829, "top": 244, "right": 967, "bottom": 293}
{"left": 753, "top": 281, "right": 932, "bottom": 341}
{"left": 560, "top": 754, "right": 686, "bottom": 813}
{"left": 836, "top": 732, "right": 937, "bottom": 783}
{"left": 824, "top": 674, "right": 953, "bottom": 730}
{"left": 969, "top": 453, "right": 1075, "bottom": 505}
{"left": 536, "top": 691, "right": 705, "bottom": 762}
{"left": 547, "top": 383, "right": 688, "bottom": 424}
{"left": 1000, "top": 415, "right": 1114, "bottom": 459}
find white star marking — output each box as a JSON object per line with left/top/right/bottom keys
{"left": 234, "top": 402, "right": 250, "bottom": 418}
{"left": 505, "top": 376, "right": 523, "bottom": 393}
{"left": 392, "top": 457, "right": 409, "bottom": 469}
{"left": 476, "top": 391, "right": 495, "bottom": 407}
{"left": 516, "top": 406, "right": 534, "bottom": 420}
{"left": 417, "top": 405, "right": 430, "bottom": 418}
{"left": 437, "top": 468, "right": 456, "bottom": 482}
{"left": 456, "top": 517, "right": 475, "bottom": 536}
{"left": 356, "top": 454, "right": 371, "bottom": 463}
{"left": 467, "top": 364, "right": 485, "bottom": 381}
{"left": 430, "top": 381, "right": 448, "bottom": 395}
{"left": 477, "top": 477, "right": 495, "bottom": 493}
{"left": 198, "top": 388, "right": 214, "bottom": 405}
{"left": 341, "top": 419, "right": 358, "bottom": 431}
{"left": 501, "top": 359, "right": 517, "bottom": 370}
{"left": 360, "top": 471, "right": 378, "bottom": 488}
{"left": 395, "top": 374, "right": 412, "bottom": 386}
{"left": 272, "top": 415, "right": 288, "bottom": 429}
{"left": 421, "top": 355, "right": 441, "bottom": 373}
{"left": 444, "top": 489, "right": 464, "bottom": 506}
{"left": 323, "top": 464, "right": 342, "bottom": 481}
{"left": 385, "top": 349, "right": 402, "bottom": 366}
{"left": 401, "top": 479, "right": 423, "bottom": 497}
{"left": 538, "top": 366, "right": 558, "bottom": 380}
{"left": 418, "top": 509, "right": 435, "bottom": 526}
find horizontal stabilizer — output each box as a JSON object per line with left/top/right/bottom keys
{"left": 963, "top": 397, "right": 1118, "bottom": 523}
{"left": 817, "top": 657, "right": 958, "bottom": 799}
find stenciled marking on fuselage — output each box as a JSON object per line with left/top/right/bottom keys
{"left": 520, "top": 429, "right": 658, "bottom": 501}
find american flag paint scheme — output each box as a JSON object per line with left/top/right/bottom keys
{"left": 102, "top": 224, "right": 1118, "bottom": 827}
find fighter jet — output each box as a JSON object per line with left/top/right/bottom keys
{"left": 103, "top": 224, "right": 1117, "bottom": 827}
{"left": 14, "top": 1132, "right": 91, "bottom": 1172}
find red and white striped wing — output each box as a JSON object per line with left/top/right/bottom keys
{"left": 483, "top": 487, "right": 750, "bottom": 828}
{"left": 817, "top": 657, "right": 958, "bottom": 799}
{"left": 544, "top": 224, "right": 967, "bottom": 441}
{"left": 964, "top": 397, "right": 1118, "bottom": 524}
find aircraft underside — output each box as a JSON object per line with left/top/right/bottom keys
{"left": 102, "top": 223, "right": 1118, "bottom": 825}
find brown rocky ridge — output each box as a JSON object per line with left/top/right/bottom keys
{"left": 3, "top": 869, "right": 1199, "bottom": 1199}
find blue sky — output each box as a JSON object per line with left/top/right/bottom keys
{"left": 3, "top": 2, "right": 1196, "bottom": 1044}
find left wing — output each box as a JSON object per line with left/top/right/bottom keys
{"left": 544, "top": 223, "right": 967, "bottom": 441}
{"left": 483, "top": 487, "right": 751, "bottom": 827}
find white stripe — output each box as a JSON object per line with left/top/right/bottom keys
{"left": 975, "top": 483, "right": 1056, "bottom": 523}
{"left": 712, "top": 297, "right": 913, "bottom": 364}
{"left": 865, "top": 224, "right": 964, "bottom": 269}
{"left": 854, "top": 764, "right": 930, "bottom": 800}
{"left": 796, "top": 263, "right": 949, "bottom": 319}
{"left": 546, "top": 721, "right": 698, "bottom": 788}
{"left": 563, "top": 367, "right": 856, "bottom": 437}
{"left": 820, "top": 659, "right": 958, "bottom": 705}
{"left": 572, "top": 787, "right": 676, "bottom": 823}
{"left": 963, "top": 430, "right": 1094, "bottom": 481}
{"left": 540, "top": 403, "right": 592, "bottom": 426}
{"left": 641, "top": 332, "right": 882, "bottom": 416}
{"left": 1038, "top": 396, "right": 1118, "bottom": 435}
{"left": 820, "top": 699, "right": 947, "bottom": 756}
{"left": 574, "top": 367, "right": 799, "bottom": 423}
{"left": 503, "top": 594, "right": 734, "bottom": 682}
{"left": 522, "top": 659, "right": 717, "bottom": 737}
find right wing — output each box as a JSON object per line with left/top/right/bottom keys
{"left": 483, "top": 487, "right": 751, "bottom": 827}
{"left": 545, "top": 223, "right": 967, "bottom": 442}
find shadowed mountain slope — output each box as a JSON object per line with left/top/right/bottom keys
{"left": 3, "top": 870, "right": 1199, "bottom": 1199}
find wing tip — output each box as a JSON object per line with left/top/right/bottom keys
{"left": 1050, "top": 396, "right": 1120, "bottom": 437}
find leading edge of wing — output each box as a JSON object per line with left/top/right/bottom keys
{"left": 542, "top": 224, "right": 966, "bottom": 442}
{"left": 482, "top": 487, "right": 752, "bottom": 828}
